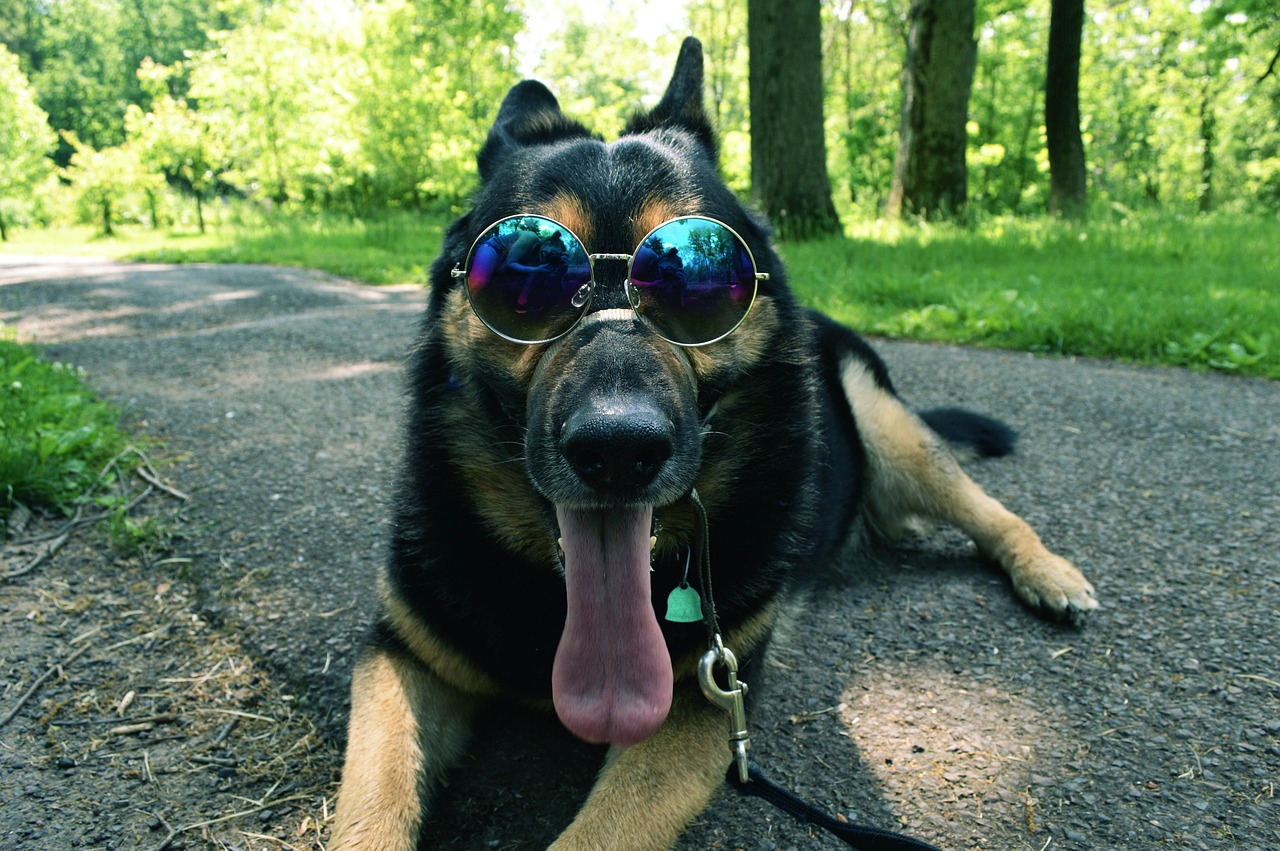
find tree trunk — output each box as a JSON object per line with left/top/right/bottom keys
{"left": 888, "top": 0, "right": 978, "bottom": 221}
{"left": 196, "top": 193, "right": 207, "bottom": 234}
{"left": 1046, "top": 0, "right": 1087, "bottom": 219}
{"left": 0, "top": 206, "right": 8, "bottom": 242}
{"left": 1198, "top": 77, "right": 1216, "bottom": 214}
{"left": 748, "top": 0, "right": 840, "bottom": 239}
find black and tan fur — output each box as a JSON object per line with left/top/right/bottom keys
{"left": 331, "top": 39, "right": 1098, "bottom": 851}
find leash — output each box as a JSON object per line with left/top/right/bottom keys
{"left": 684, "top": 490, "right": 944, "bottom": 851}
{"left": 726, "top": 762, "right": 944, "bottom": 851}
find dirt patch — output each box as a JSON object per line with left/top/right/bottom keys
{"left": 1, "top": 494, "right": 334, "bottom": 850}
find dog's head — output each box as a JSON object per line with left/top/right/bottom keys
{"left": 424, "top": 39, "right": 814, "bottom": 747}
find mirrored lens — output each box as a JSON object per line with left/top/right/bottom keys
{"left": 464, "top": 215, "right": 593, "bottom": 343}
{"left": 627, "top": 217, "right": 757, "bottom": 346}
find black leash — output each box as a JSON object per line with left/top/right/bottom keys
{"left": 685, "top": 490, "right": 944, "bottom": 851}
{"left": 726, "top": 762, "right": 945, "bottom": 851}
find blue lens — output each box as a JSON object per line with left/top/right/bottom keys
{"left": 627, "top": 217, "right": 758, "bottom": 346}
{"left": 464, "top": 215, "right": 593, "bottom": 343}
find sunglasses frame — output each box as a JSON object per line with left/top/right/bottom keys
{"left": 452, "top": 213, "right": 769, "bottom": 347}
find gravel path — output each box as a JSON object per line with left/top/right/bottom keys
{"left": 2, "top": 255, "right": 1276, "bottom": 850}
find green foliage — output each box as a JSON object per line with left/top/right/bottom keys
{"left": 355, "top": 0, "right": 522, "bottom": 208}
{"left": 0, "top": 44, "right": 56, "bottom": 240}
{"left": 9, "top": 0, "right": 231, "bottom": 156}
{"left": 105, "top": 504, "right": 173, "bottom": 555}
{"left": 530, "top": 3, "right": 680, "bottom": 140}
{"left": 186, "top": 0, "right": 363, "bottom": 207}
{"left": 0, "top": 336, "right": 135, "bottom": 528}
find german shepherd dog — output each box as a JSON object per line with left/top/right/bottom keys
{"left": 332, "top": 38, "right": 1097, "bottom": 850}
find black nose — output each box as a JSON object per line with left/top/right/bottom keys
{"left": 560, "top": 398, "right": 674, "bottom": 492}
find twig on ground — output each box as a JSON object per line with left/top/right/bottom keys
{"left": 172, "top": 793, "right": 313, "bottom": 833}
{"left": 0, "top": 642, "right": 93, "bottom": 728}
{"left": 48, "top": 713, "right": 179, "bottom": 728}
{"left": 135, "top": 460, "right": 190, "bottom": 502}
{"left": 2, "top": 530, "right": 71, "bottom": 580}
{"left": 144, "top": 814, "right": 179, "bottom": 851}
{"left": 9, "top": 504, "right": 87, "bottom": 546}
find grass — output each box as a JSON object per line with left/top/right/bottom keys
{"left": 0, "top": 212, "right": 440, "bottom": 286}
{"left": 2, "top": 208, "right": 1275, "bottom": 378}
{"left": 782, "top": 213, "right": 1279, "bottom": 377}
{"left": 0, "top": 337, "right": 139, "bottom": 531}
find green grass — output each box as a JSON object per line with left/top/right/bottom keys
{"left": 1, "top": 337, "right": 138, "bottom": 530}
{"left": 782, "top": 213, "right": 1279, "bottom": 378}
{"left": 0, "top": 212, "right": 441, "bottom": 285}
{"left": 3, "top": 209, "right": 1276, "bottom": 378}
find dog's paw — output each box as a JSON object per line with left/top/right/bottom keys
{"left": 1010, "top": 553, "right": 1099, "bottom": 626}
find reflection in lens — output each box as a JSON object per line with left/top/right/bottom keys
{"left": 464, "top": 215, "right": 592, "bottom": 343}
{"left": 628, "top": 217, "right": 757, "bottom": 345}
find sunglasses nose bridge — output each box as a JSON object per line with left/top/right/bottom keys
{"left": 583, "top": 253, "right": 635, "bottom": 311}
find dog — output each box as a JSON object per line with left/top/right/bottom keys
{"left": 330, "top": 37, "right": 1098, "bottom": 851}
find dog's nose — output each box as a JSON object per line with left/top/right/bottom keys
{"left": 560, "top": 398, "right": 674, "bottom": 492}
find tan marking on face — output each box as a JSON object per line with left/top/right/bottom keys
{"left": 632, "top": 196, "right": 694, "bottom": 246}
{"left": 436, "top": 287, "right": 553, "bottom": 557}
{"left": 542, "top": 193, "right": 592, "bottom": 247}
{"left": 681, "top": 293, "right": 782, "bottom": 382}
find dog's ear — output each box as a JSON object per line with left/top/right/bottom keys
{"left": 478, "top": 80, "right": 597, "bottom": 182}
{"left": 623, "top": 37, "right": 717, "bottom": 159}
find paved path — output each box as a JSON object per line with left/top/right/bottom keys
{"left": 2, "top": 255, "right": 1276, "bottom": 850}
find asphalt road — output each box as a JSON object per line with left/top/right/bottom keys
{"left": 2, "top": 255, "right": 1276, "bottom": 850}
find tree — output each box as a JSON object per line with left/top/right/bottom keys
{"left": 126, "top": 63, "right": 226, "bottom": 233}
{"left": 355, "top": 0, "right": 520, "bottom": 209}
{"left": 60, "top": 131, "right": 153, "bottom": 235}
{"left": 888, "top": 0, "right": 978, "bottom": 220}
{"left": 5, "top": 0, "right": 233, "bottom": 162}
{"left": 188, "top": 0, "right": 362, "bottom": 207}
{"left": 748, "top": 0, "right": 840, "bottom": 238}
{"left": 28, "top": 0, "right": 132, "bottom": 154}
{"left": 1046, "top": 0, "right": 1087, "bottom": 218}
{"left": 0, "top": 44, "right": 55, "bottom": 241}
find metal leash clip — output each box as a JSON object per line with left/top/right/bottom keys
{"left": 698, "top": 634, "right": 750, "bottom": 783}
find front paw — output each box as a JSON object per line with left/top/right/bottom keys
{"left": 1011, "top": 553, "right": 1099, "bottom": 626}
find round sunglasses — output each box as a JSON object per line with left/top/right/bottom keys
{"left": 451, "top": 214, "right": 768, "bottom": 346}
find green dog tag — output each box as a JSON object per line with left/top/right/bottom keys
{"left": 665, "top": 584, "right": 703, "bottom": 623}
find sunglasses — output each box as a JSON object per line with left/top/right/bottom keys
{"left": 452, "top": 214, "right": 768, "bottom": 346}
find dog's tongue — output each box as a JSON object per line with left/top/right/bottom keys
{"left": 552, "top": 505, "right": 672, "bottom": 747}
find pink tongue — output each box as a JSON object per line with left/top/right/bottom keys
{"left": 552, "top": 505, "right": 672, "bottom": 747}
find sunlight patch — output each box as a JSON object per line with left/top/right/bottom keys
{"left": 841, "top": 664, "right": 1064, "bottom": 841}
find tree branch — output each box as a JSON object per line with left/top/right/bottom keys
{"left": 1259, "top": 43, "right": 1280, "bottom": 85}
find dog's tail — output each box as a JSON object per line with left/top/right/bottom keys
{"left": 918, "top": 407, "right": 1017, "bottom": 458}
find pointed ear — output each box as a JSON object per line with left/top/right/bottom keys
{"left": 623, "top": 37, "right": 717, "bottom": 158}
{"left": 478, "top": 81, "right": 597, "bottom": 182}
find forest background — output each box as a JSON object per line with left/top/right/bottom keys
{"left": 1, "top": 0, "right": 1278, "bottom": 378}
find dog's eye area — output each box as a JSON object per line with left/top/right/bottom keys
{"left": 460, "top": 214, "right": 764, "bottom": 347}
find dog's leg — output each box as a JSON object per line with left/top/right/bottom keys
{"left": 330, "top": 646, "right": 476, "bottom": 851}
{"left": 549, "top": 687, "right": 731, "bottom": 851}
{"left": 841, "top": 359, "right": 1099, "bottom": 622}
